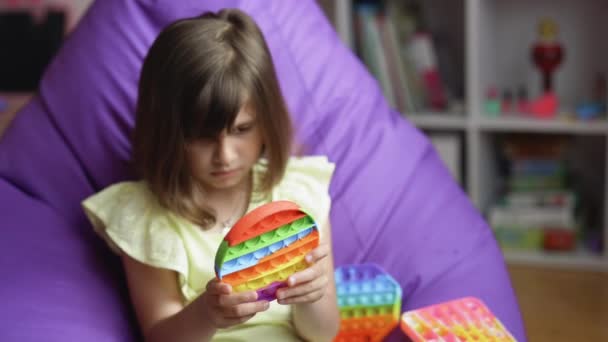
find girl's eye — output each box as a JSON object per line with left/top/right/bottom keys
{"left": 232, "top": 124, "right": 253, "bottom": 134}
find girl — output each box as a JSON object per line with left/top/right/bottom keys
{"left": 82, "top": 9, "right": 340, "bottom": 342}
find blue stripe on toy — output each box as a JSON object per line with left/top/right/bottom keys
{"left": 218, "top": 225, "right": 316, "bottom": 278}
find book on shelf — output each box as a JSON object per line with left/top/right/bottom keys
{"left": 354, "top": 3, "right": 395, "bottom": 108}
{"left": 502, "top": 190, "right": 575, "bottom": 209}
{"left": 353, "top": 1, "right": 450, "bottom": 114}
{"left": 377, "top": 12, "right": 411, "bottom": 113}
{"left": 406, "top": 32, "right": 448, "bottom": 111}
{"left": 490, "top": 195, "right": 579, "bottom": 252}
{"left": 489, "top": 206, "right": 577, "bottom": 231}
{"left": 511, "top": 159, "right": 564, "bottom": 177}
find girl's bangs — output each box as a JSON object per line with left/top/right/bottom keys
{"left": 183, "top": 72, "right": 249, "bottom": 141}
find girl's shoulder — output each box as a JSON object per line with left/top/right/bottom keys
{"left": 282, "top": 155, "right": 336, "bottom": 190}
{"left": 82, "top": 180, "right": 160, "bottom": 219}
{"left": 285, "top": 155, "right": 336, "bottom": 175}
{"left": 254, "top": 155, "right": 335, "bottom": 184}
{"left": 81, "top": 180, "right": 189, "bottom": 277}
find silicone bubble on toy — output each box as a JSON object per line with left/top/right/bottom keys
{"left": 333, "top": 263, "right": 403, "bottom": 342}
{"left": 400, "top": 297, "right": 516, "bottom": 342}
{"left": 214, "top": 201, "right": 319, "bottom": 301}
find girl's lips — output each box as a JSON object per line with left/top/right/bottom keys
{"left": 211, "top": 169, "right": 238, "bottom": 178}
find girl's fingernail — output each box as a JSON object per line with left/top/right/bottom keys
{"left": 288, "top": 277, "right": 295, "bottom": 286}
{"left": 305, "top": 255, "right": 313, "bottom": 263}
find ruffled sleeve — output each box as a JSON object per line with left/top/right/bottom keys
{"left": 81, "top": 181, "right": 189, "bottom": 279}
{"left": 272, "top": 156, "right": 336, "bottom": 231}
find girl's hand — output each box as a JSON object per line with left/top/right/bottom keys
{"left": 198, "top": 278, "right": 270, "bottom": 329}
{"left": 275, "top": 242, "right": 331, "bottom": 305}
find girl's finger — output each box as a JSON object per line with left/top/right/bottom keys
{"left": 277, "top": 274, "right": 328, "bottom": 301}
{"left": 286, "top": 262, "right": 324, "bottom": 287}
{"left": 215, "top": 314, "right": 256, "bottom": 328}
{"left": 304, "top": 243, "right": 330, "bottom": 265}
{"left": 217, "top": 290, "right": 259, "bottom": 307}
{"left": 206, "top": 279, "right": 232, "bottom": 295}
{"left": 221, "top": 300, "right": 270, "bottom": 318}
{"left": 277, "top": 289, "right": 325, "bottom": 305}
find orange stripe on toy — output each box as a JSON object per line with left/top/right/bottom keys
{"left": 337, "top": 315, "right": 398, "bottom": 342}
{"left": 225, "top": 200, "right": 304, "bottom": 246}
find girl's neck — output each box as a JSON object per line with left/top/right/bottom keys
{"left": 194, "top": 171, "right": 253, "bottom": 232}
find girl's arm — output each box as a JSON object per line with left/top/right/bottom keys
{"left": 277, "top": 218, "right": 341, "bottom": 341}
{"left": 121, "top": 255, "right": 269, "bottom": 342}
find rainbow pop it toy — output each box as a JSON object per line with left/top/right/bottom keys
{"left": 334, "top": 264, "right": 402, "bottom": 342}
{"left": 400, "top": 297, "right": 516, "bottom": 342}
{"left": 214, "top": 201, "right": 319, "bottom": 301}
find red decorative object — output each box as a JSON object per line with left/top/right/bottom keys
{"left": 543, "top": 229, "right": 575, "bottom": 251}
{"left": 531, "top": 18, "right": 564, "bottom": 93}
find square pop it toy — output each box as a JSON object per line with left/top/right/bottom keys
{"left": 400, "top": 297, "right": 516, "bottom": 342}
{"left": 214, "top": 201, "right": 319, "bottom": 301}
{"left": 334, "top": 264, "right": 403, "bottom": 342}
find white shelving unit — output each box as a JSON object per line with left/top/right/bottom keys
{"left": 321, "top": 0, "right": 608, "bottom": 270}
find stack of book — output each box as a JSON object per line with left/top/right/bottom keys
{"left": 489, "top": 136, "right": 578, "bottom": 252}
{"left": 490, "top": 191, "right": 577, "bottom": 251}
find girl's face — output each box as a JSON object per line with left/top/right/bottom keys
{"left": 187, "top": 105, "right": 263, "bottom": 192}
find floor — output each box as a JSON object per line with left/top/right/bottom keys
{"left": 2, "top": 96, "right": 607, "bottom": 341}
{"left": 508, "top": 264, "right": 608, "bottom": 341}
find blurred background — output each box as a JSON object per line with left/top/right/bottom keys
{"left": 0, "top": 0, "right": 606, "bottom": 340}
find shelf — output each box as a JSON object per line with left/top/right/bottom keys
{"left": 478, "top": 116, "right": 608, "bottom": 135}
{"left": 406, "top": 113, "right": 468, "bottom": 130}
{"left": 326, "top": 0, "right": 608, "bottom": 271}
{"left": 504, "top": 249, "right": 608, "bottom": 271}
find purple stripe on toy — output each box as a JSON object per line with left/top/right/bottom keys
{"left": 256, "top": 281, "right": 288, "bottom": 301}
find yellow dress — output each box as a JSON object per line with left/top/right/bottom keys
{"left": 82, "top": 156, "right": 335, "bottom": 342}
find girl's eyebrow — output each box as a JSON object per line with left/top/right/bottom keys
{"left": 234, "top": 114, "right": 257, "bottom": 126}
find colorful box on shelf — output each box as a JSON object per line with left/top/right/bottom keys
{"left": 400, "top": 297, "right": 516, "bottom": 342}
{"left": 214, "top": 201, "right": 319, "bottom": 301}
{"left": 334, "top": 264, "right": 402, "bottom": 342}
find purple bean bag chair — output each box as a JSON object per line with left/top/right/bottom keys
{"left": 0, "top": 0, "right": 526, "bottom": 341}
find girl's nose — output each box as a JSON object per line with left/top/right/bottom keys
{"left": 214, "top": 134, "right": 235, "bottom": 166}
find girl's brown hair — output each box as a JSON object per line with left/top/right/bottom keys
{"left": 132, "top": 9, "right": 293, "bottom": 228}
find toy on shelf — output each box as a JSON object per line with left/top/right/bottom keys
{"left": 528, "top": 91, "right": 558, "bottom": 119}
{"left": 576, "top": 73, "right": 607, "bottom": 120}
{"left": 400, "top": 297, "right": 516, "bottom": 342}
{"left": 334, "top": 263, "right": 402, "bottom": 342}
{"left": 531, "top": 17, "right": 564, "bottom": 93}
{"left": 484, "top": 84, "right": 556, "bottom": 118}
{"left": 484, "top": 86, "right": 501, "bottom": 116}
{"left": 214, "top": 201, "right": 319, "bottom": 301}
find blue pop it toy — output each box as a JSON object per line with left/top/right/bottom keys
{"left": 334, "top": 263, "right": 402, "bottom": 342}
